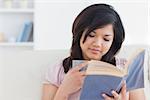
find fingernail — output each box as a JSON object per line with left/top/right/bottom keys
{"left": 122, "top": 80, "right": 126, "bottom": 85}
{"left": 111, "top": 90, "right": 115, "bottom": 94}
{"left": 102, "top": 94, "right": 106, "bottom": 97}
{"left": 124, "top": 80, "right": 126, "bottom": 84}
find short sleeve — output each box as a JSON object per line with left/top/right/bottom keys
{"left": 43, "top": 60, "right": 65, "bottom": 87}
{"left": 115, "top": 57, "right": 127, "bottom": 69}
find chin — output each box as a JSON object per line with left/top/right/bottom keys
{"left": 86, "top": 53, "right": 102, "bottom": 60}
{"left": 89, "top": 56, "right": 101, "bottom": 60}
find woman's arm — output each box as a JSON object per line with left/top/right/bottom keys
{"left": 129, "top": 88, "right": 145, "bottom": 100}
{"left": 42, "top": 84, "right": 58, "bottom": 100}
{"left": 42, "top": 62, "right": 87, "bottom": 100}
{"left": 42, "top": 84, "right": 69, "bottom": 100}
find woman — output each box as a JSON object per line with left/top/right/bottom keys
{"left": 42, "top": 4, "right": 145, "bottom": 100}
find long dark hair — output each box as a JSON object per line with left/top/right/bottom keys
{"left": 63, "top": 4, "right": 125, "bottom": 73}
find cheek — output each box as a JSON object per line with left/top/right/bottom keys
{"left": 103, "top": 42, "right": 112, "bottom": 52}
{"left": 82, "top": 38, "right": 93, "bottom": 47}
{"left": 85, "top": 38, "right": 94, "bottom": 45}
{"left": 80, "top": 42, "right": 89, "bottom": 53}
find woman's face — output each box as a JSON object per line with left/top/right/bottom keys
{"left": 80, "top": 24, "right": 114, "bottom": 60}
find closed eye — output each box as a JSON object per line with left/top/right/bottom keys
{"left": 88, "top": 32, "right": 95, "bottom": 37}
{"left": 88, "top": 34, "right": 95, "bottom": 37}
{"left": 104, "top": 35, "right": 112, "bottom": 42}
{"left": 104, "top": 38, "right": 110, "bottom": 41}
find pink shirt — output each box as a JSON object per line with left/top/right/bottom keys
{"left": 43, "top": 58, "right": 127, "bottom": 100}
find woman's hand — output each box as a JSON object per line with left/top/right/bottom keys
{"left": 59, "top": 62, "right": 88, "bottom": 96}
{"left": 102, "top": 80, "right": 127, "bottom": 100}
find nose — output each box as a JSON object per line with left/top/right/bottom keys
{"left": 93, "top": 38, "right": 103, "bottom": 47}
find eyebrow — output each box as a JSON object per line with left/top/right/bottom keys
{"left": 92, "top": 31, "right": 113, "bottom": 37}
{"left": 105, "top": 34, "right": 113, "bottom": 37}
{"left": 92, "top": 31, "right": 96, "bottom": 34}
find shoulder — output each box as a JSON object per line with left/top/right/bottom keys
{"left": 115, "top": 57, "right": 128, "bottom": 68}
{"left": 43, "top": 59, "right": 65, "bottom": 87}
{"left": 47, "top": 59, "right": 64, "bottom": 73}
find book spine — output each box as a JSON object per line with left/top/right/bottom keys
{"left": 16, "top": 20, "right": 33, "bottom": 42}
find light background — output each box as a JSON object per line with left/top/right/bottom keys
{"left": 34, "top": 0, "right": 149, "bottom": 50}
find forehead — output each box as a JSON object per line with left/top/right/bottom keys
{"left": 94, "top": 24, "right": 114, "bottom": 35}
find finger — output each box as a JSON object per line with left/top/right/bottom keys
{"left": 122, "top": 80, "right": 126, "bottom": 93}
{"left": 74, "top": 61, "right": 88, "bottom": 71}
{"left": 80, "top": 71, "right": 86, "bottom": 76}
{"left": 79, "top": 72, "right": 86, "bottom": 83}
{"left": 102, "top": 94, "right": 112, "bottom": 100}
{"left": 121, "top": 80, "right": 127, "bottom": 100}
{"left": 81, "top": 76, "right": 86, "bottom": 84}
{"left": 111, "top": 90, "right": 119, "bottom": 99}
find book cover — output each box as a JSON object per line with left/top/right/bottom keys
{"left": 16, "top": 20, "right": 33, "bottom": 42}
{"left": 27, "top": 23, "right": 33, "bottom": 42}
{"left": 72, "top": 49, "right": 145, "bottom": 100}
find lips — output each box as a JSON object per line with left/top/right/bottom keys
{"left": 89, "top": 48, "right": 102, "bottom": 54}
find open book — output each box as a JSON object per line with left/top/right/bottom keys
{"left": 72, "top": 49, "right": 145, "bottom": 100}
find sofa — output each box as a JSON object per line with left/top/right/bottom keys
{"left": 0, "top": 45, "right": 149, "bottom": 100}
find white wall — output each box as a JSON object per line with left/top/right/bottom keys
{"left": 34, "top": 0, "right": 149, "bottom": 50}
